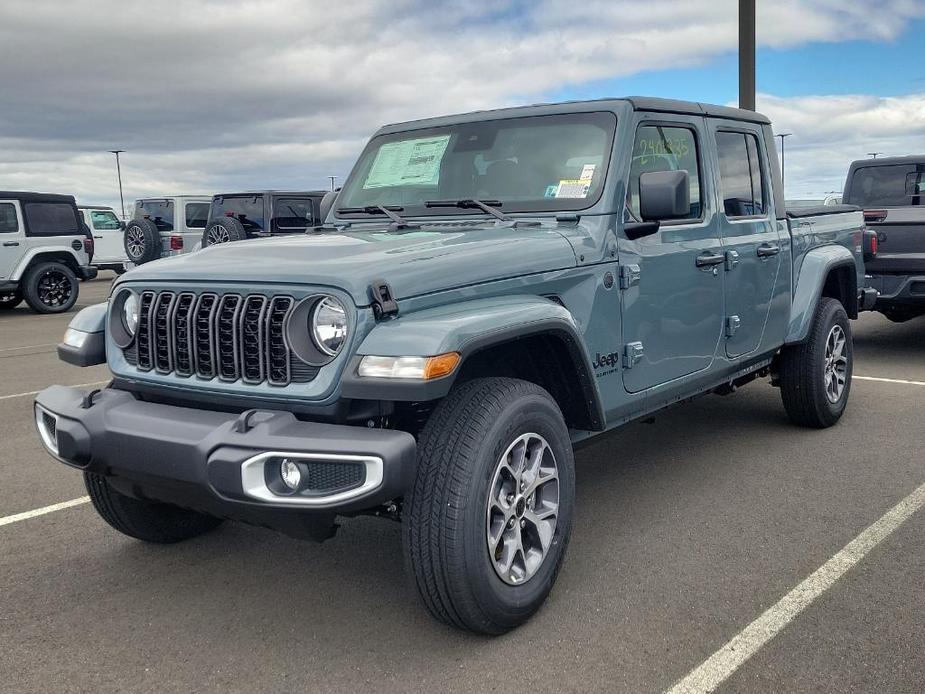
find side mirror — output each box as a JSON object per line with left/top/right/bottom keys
{"left": 639, "top": 170, "right": 690, "bottom": 221}
{"left": 119, "top": 221, "right": 126, "bottom": 230}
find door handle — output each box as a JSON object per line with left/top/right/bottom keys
{"left": 93, "top": 235, "right": 103, "bottom": 239}
{"left": 757, "top": 243, "right": 780, "bottom": 258}
{"left": 696, "top": 252, "right": 725, "bottom": 267}
{"left": 2, "top": 241, "right": 19, "bottom": 247}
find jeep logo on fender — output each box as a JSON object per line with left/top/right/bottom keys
{"left": 593, "top": 351, "right": 620, "bottom": 370}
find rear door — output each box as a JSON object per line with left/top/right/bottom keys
{"left": 181, "top": 200, "right": 210, "bottom": 249}
{"left": 87, "top": 209, "right": 125, "bottom": 262}
{"left": 22, "top": 201, "right": 87, "bottom": 265}
{"left": 619, "top": 115, "right": 726, "bottom": 393}
{"left": 0, "top": 200, "right": 25, "bottom": 278}
{"left": 708, "top": 122, "right": 782, "bottom": 358}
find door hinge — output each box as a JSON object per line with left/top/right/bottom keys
{"left": 724, "top": 250, "right": 739, "bottom": 271}
{"left": 369, "top": 279, "right": 399, "bottom": 319}
{"left": 725, "top": 315, "right": 741, "bottom": 337}
{"left": 623, "top": 341, "right": 644, "bottom": 369}
{"left": 619, "top": 264, "right": 641, "bottom": 290}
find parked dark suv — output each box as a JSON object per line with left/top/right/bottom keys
{"left": 843, "top": 155, "right": 925, "bottom": 322}
{"left": 201, "top": 190, "right": 329, "bottom": 247}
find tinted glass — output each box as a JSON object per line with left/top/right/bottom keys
{"left": 627, "top": 125, "right": 701, "bottom": 221}
{"left": 337, "top": 112, "right": 617, "bottom": 217}
{"left": 846, "top": 164, "right": 922, "bottom": 207}
{"left": 23, "top": 202, "right": 81, "bottom": 236}
{"left": 90, "top": 210, "right": 121, "bottom": 230}
{"left": 0, "top": 203, "right": 17, "bottom": 233}
{"left": 273, "top": 198, "right": 313, "bottom": 229}
{"left": 716, "top": 131, "right": 766, "bottom": 217}
{"left": 209, "top": 196, "right": 265, "bottom": 231}
{"left": 185, "top": 202, "right": 209, "bottom": 229}
{"left": 135, "top": 200, "right": 175, "bottom": 231}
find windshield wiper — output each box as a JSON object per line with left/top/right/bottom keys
{"left": 335, "top": 205, "right": 418, "bottom": 231}
{"left": 425, "top": 198, "right": 509, "bottom": 221}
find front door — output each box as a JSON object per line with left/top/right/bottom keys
{"left": 87, "top": 209, "right": 125, "bottom": 263}
{"left": 620, "top": 116, "right": 725, "bottom": 394}
{"left": 708, "top": 123, "right": 782, "bottom": 358}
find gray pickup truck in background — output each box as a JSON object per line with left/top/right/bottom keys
{"left": 38, "top": 97, "right": 871, "bottom": 634}
{"left": 843, "top": 155, "right": 925, "bottom": 322}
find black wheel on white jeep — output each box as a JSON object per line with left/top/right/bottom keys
{"left": 202, "top": 217, "right": 248, "bottom": 246}
{"left": 123, "top": 218, "right": 161, "bottom": 265}
{"left": 84, "top": 472, "right": 223, "bottom": 543}
{"left": 22, "top": 261, "right": 79, "bottom": 314}
{"left": 778, "top": 297, "right": 853, "bottom": 428}
{"left": 0, "top": 289, "right": 23, "bottom": 310}
{"left": 405, "top": 377, "right": 574, "bottom": 634}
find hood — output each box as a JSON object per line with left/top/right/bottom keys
{"left": 120, "top": 224, "right": 578, "bottom": 305}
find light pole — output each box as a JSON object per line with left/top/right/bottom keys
{"left": 328, "top": 176, "right": 337, "bottom": 191}
{"left": 867, "top": 152, "right": 883, "bottom": 159}
{"left": 109, "top": 150, "right": 125, "bottom": 219}
{"left": 739, "top": 0, "right": 756, "bottom": 111}
{"left": 776, "top": 133, "right": 792, "bottom": 193}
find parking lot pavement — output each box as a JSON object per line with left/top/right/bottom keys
{"left": 0, "top": 287, "right": 922, "bottom": 693}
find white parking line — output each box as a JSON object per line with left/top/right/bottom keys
{"left": 0, "top": 496, "right": 90, "bottom": 528}
{"left": 666, "top": 479, "right": 925, "bottom": 694}
{"left": 855, "top": 375, "right": 925, "bottom": 387}
{"left": 0, "top": 342, "right": 56, "bottom": 353}
{"left": 0, "top": 380, "right": 109, "bottom": 401}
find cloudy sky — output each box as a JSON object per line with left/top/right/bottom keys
{"left": 1, "top": 0, "right": 924, "bottom": 213}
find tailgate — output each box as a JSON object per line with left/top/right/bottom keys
{"left": 865, "top": 208, "right": 925, "bottom": 274}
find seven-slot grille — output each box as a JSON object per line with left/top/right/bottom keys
{"left": 126, "top": 290, "right": 316, "bottom": 386}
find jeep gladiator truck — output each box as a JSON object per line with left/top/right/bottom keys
{"left": 843, "top": 155, "right": 925, "bottom": 322}
{"left": 36, "top": 98, "right": 870, "bottom": 634}
{"left": 123, "top": 196, "right": 212, "bottom": 266}
{"left": 201, "top": 190, "right": 329, "bottom": 247}
{"left": 0, "top": 192, "right": 97, "bottom": 313}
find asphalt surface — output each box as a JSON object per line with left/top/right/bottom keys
{"left": 0, "top": 273, "right": 922, "bottom": 693}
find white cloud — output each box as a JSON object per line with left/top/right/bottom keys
{"left": 0, "top": 0, "right": 923, "bottom": 209}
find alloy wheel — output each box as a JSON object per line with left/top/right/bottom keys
{"left": 823, "top": 324, "right": 848, "bottom": 404}
{"left": 36, "top": 269, "right": 73, "bottom": 308}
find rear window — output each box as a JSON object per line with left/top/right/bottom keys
{"left": 23, "top": 202, "right": 81, "bottom": 236}
{"left": 846, "top": 164, "right": 924, "bottom": 207}
{"left": 273, "top": 197, "right": 314, "bottom": 230}
{"left": 185, "top": 202, "right": 209, "bottom": 229}
{"left": 209, "top": 195, "right": 265, "bottom": 231}
{"left": 135, "top": 200, "right": 175, "bottom": 231}
{"left": 0, "top": 203, "right": 18, "bottom": 233}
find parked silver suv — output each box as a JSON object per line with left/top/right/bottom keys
{"left": 123, "top": 196, "right": 211, "bottom": 266}
{"left": 0, "top": 191, "right": 97, "bottom": 313}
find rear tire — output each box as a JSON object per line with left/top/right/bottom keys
{"left": 123, "top": 218, "right": 161, "bottom": 265}
{"left": 84, "top": 472, "right": 223, "bottom": 544}
{"left": 202, "top": 217, "right": 248, "bottom": 247}
{"left": 0, "top": 289, "right": 23, "bottom": 310}
{"left": 404, "top": 377, "right": 575, "bottom": 634}
{"left": 22, "top": 261, "right": 79, "bottom": 314}
{"left": 779, "top": 297, "right": 853, "bottom": 428}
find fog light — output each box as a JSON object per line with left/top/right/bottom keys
{"left": 280, "top": 459, "right": 301, "bottom": 490}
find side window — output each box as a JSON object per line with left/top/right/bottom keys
{"left": 273, "top": 198, "right": 314, "bottom": 230}
{"left": 90, "top": 210, "right": 121, "bottom": 230}
{"left": 185, "top": 202, "right": 209, "bottom": 229}
{"left": 628, "top": 125, "right": 702, "bottom": 222}
{"left": 715, "top": 131, "right": 767, "bottom": 218}
{"left": 0, "top": 203, "right": 18, "bottom": 233}
{"left": 23, "top": 202, "right": 81, "bottom": 236}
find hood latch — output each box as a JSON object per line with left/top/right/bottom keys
{"left": 369, "top": 279, "right": 399, "bottom": 320}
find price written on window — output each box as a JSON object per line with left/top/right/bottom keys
{"left": 635, "top": 137, "right": 691, "bottom": 165}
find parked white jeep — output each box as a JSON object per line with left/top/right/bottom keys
{"left": 0, "top": 191, "right": 97, "bottom": 313}
{"left": 123, "top": 196, "right": 211, "bottom": 266}
{"left": 79, "top": 205, "right": 128, "bottom": 275}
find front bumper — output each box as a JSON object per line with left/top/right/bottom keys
{"left": 34, "top": 385, "right": 416, "bottom": 524}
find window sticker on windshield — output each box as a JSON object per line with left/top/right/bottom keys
{"left": 363, "top": 135, "right": 451, "bottom": 189}
{"left": 580, "top": 164, "right": 596, "bottom": 181}
{"left": 555, "top": 179, "right": 591, "bottom": 198}
{"left": 544, "top": 185, "right": 559, "bottom": 198}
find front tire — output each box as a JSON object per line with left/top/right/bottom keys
{"left": 22, "top": 261, "right": 79, "bottom": 314}
{"left": 84, "top": 472, "right": 223, "bottom": 543}
{"left": 405, "top": 377, "right": 575, "bottom": 634}
{"left": 779, "top": 297, "right": 853, "bottom": 428}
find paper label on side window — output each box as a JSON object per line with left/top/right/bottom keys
{"left": 556, "top": 179, "right": 591, "bottom": 198}
{"left": 363, "top": 135, "right": 451, "bottom": 189}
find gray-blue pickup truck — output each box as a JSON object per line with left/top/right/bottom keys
{"left": 36, "top": 97, "right": 873, "bottom": 634}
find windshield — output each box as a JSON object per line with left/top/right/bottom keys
{"left": 336, "top": 112, "right": 616, "bottom": 218}
{"left": 846, "top": 164, "right": 924, "bottom": 207}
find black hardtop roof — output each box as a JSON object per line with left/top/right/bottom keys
{"left": 377, "top": 96, "right": 770, "bottom": 134}
{"left": 0, "top": 191, "right": 77, "bottom": 204}
{"left": 212, "top": 190, "right": 328, "bottom": 199}
{"left": 847, "top": 155, "right": 925, "bottom": 169}
{"left": 78, "top": 204, "right": 115, "bottom": 210}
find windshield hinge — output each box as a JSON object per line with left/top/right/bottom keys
{"left": 369, "top": 279, "right": 399, "bottom": 320}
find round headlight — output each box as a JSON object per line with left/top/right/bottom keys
{"left": 122, "top": 292, "right": 139, "bottom": 335}
{"left": 311, "top": 296, "right": 347, "bottom": 356}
